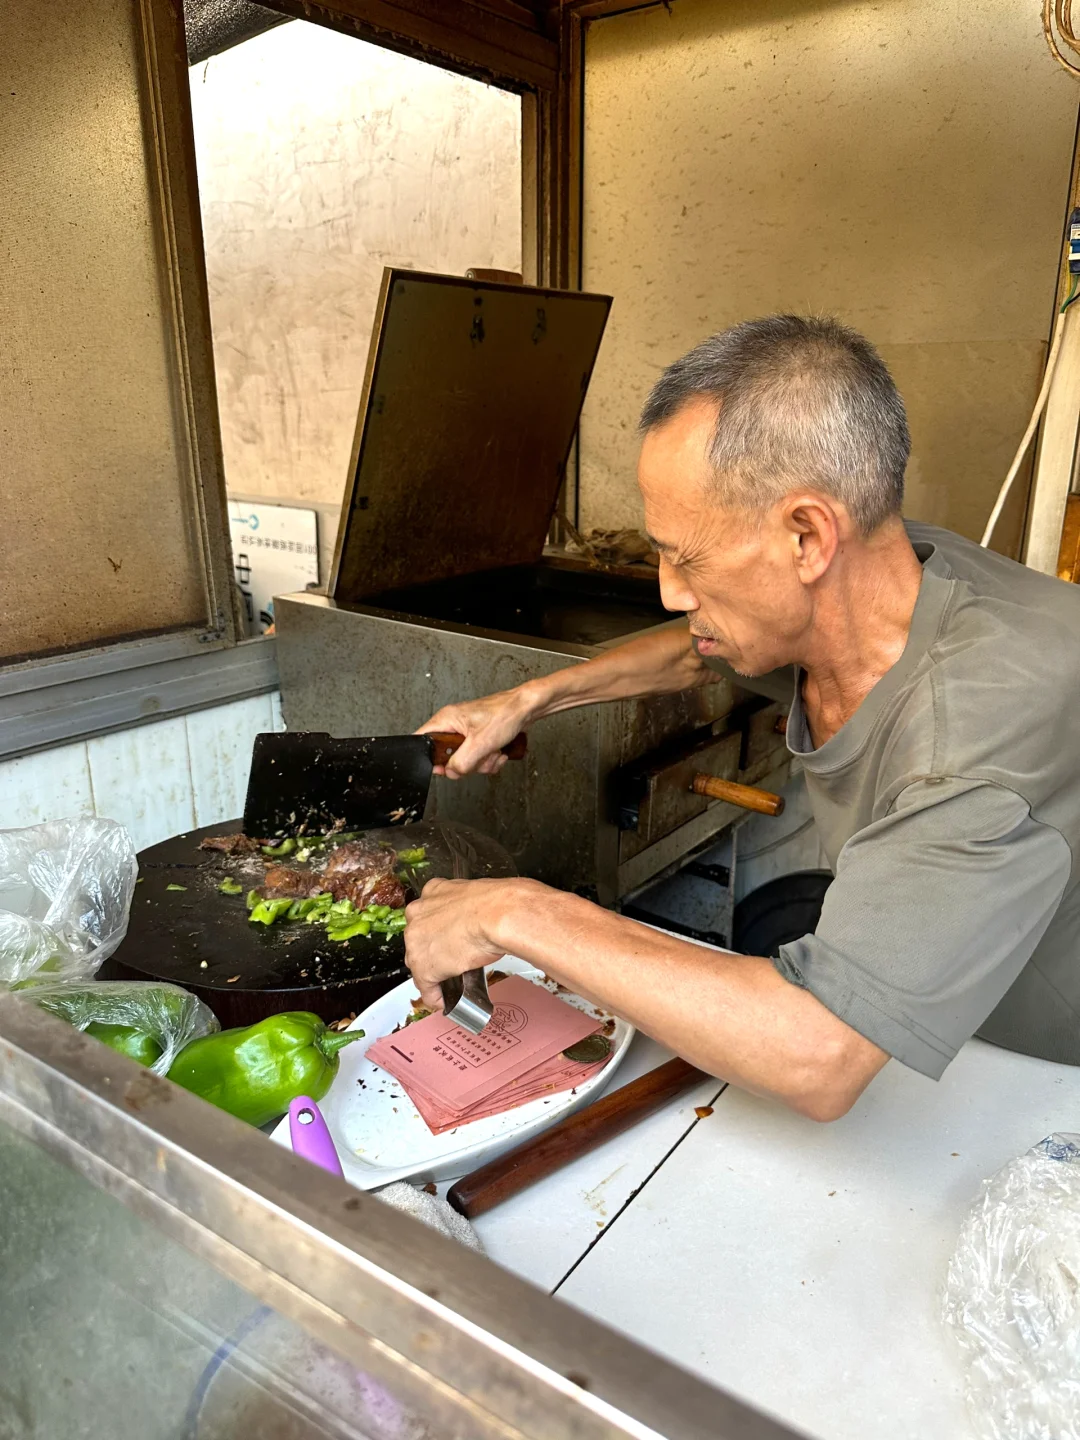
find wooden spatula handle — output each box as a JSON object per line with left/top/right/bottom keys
{"left": 446, "top": 1057, "right": 707, "bottom": 1219}
{"left": 428, "top": 731, "right": 528, "bottom": 768}
{"left": 691, "top": 774, "right": 784, "bottom": 816}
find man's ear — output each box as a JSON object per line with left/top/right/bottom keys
{"left": 783, "top": 494, "right": 841, "bottom": 583}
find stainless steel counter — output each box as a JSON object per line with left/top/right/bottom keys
{"left": 0, "top": 992, "right": 799, "bottom": 1440}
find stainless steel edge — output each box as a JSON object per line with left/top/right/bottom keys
{"left": 0, "top": 635, "right": 278, "bottom": 760}
{"left": 0, "top": 1078, "right": 526, "bottom": 1440}
{"left": 0, "top": 997, "right": 804, "bottom": 1440}
{"left": 284, "top": 589, "right": 600, "bottom": 661}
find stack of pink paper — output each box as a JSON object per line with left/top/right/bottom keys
{"left": 367, "top": 975, "right": 612, "bottom": 1135}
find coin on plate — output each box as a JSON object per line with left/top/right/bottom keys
{"left": 563, "top": 1035, "right": 612, "bottom": 1064}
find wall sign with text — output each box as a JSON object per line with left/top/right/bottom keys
{"left": 227, "top": 501, "right": 319, "bottom": 636}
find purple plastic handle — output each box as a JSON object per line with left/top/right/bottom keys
{"left": 288, "top": 1096, "right": 344, "bottom": 1177}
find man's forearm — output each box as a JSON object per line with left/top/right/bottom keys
{"left": 520, "top": 624, "right": 711, "bottom": 723}
{"left": 487, "top": 881, "right": 887, "bottom": 1121}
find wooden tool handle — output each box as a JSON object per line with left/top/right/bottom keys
{"left": 428, "top": 731, "right": 528, "bottom": 768}
{"left": 446, "top": 1057, "right": 706, "bottom": 1219}
{"left": 691, "top": 774, "right": 784, "bottom": 816}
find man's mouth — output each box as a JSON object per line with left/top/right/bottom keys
{"left": 691, "top": 633, "right": 723, "bottom": 656}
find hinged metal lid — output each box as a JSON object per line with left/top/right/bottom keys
{"left": 330, "top": 269, "right": 611, "bottom": 602}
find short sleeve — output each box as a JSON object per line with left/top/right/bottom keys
{"left": 774, "top": 778, "right": 1071, "bottom": 1079}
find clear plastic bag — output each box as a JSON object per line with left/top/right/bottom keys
{"left": 943, "top": 1132, "right": 1080, "bottom": 1439}
{"left": 17, "top": 980, "right": 220, "bottom": 1076}
{"left": 0, "top": 817, "right": 138, "bottom": 986}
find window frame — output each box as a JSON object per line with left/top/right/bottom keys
{"left": 2, "top": 0, "right": 608, "bottom": 761}
{"left": 1, "top": 0, "right": 258, "bottom": 759}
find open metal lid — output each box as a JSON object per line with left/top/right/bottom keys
{"left": 330, "top": 269, "right": 612, "bottom": 602}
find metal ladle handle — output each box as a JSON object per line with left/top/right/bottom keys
{"left": 440, "top": 969, "right": 494, "bottom": 1035}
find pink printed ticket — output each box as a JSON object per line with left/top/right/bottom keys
{"left": 367, "top": 975, "right": 607, "bottom": 1131}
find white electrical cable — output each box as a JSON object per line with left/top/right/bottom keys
{"left": 980, "top": 304, "right": 1072, "bottom": 548}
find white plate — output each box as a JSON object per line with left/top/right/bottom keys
{"left": 270, "top": 957, "right": 634, "bottom": 1189}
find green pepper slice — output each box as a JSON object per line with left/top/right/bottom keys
{"left": 286, "top": 897, "right": 320, "bottom": 920}
{"left": 325, "top": 918, "right": 372, "bottom": 942}
{"left": 249, "top": 898, "right": 293, "bottom": 926}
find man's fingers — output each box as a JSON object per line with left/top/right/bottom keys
{"left": 476, "top": 752, "right": 510, "bottom": 776}
{"left": 444, "top": 735, "right": 493, "bottom": 777}
{"left": 414, "top": 708, "right": 463, "bottom": 737}
{"left": 417, "top": 981, "right": 445, "bottom": 1012}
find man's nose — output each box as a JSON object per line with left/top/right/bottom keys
{"left": 658, "top": 558, "right": 697, "bottom": 614}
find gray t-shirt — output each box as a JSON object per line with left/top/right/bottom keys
{"left": 719, "top": 523, "right": 1080, "bottom": 1079}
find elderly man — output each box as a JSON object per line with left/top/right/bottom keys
{"left": 404, "top": 315, "right": 1080, "bottom": 1120}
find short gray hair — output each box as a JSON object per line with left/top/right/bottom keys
{"left": 639, "top": 315, "right": 909, "bottom": 534}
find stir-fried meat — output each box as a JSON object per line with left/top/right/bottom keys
{"left": 322, "top": 841, "right": 407, "bottom": 907}
{"left": 322, "top": 841, "right": 387, "bottom": 877}
{"left": 261, "top": 865, "right": 326, "bottom": 899}
{"left": 200, "top": 832, "right": 264, "bottom": 855}
{"left": 345, "top": 870, "right": 407, "bottom": 909}
{"left": 259, "top": 854, "right": 407, "bottom": 910}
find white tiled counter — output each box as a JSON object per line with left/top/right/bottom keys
{"left": 469, "top": 1036, "right": 724, "bottom": 1291}
{"left": 473, "top": 1038, "right": 1080, "bottom": 1440}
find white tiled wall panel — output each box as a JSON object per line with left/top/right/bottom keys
{"left": 86, "top": 717, "right": 197, "bottom": 852}
{"left": 186, "top": 694, "right": 275, "bottom": 828}
{"left": 0, "top": 692, "right": 284, "bottom": 852}
{"left": 0, "top": 739, "right": 96, "bottom": 828}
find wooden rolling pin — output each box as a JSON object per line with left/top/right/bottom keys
{"left": 446, "top": 1057, "right": 707, "bottom": 1219}
{"left": 691, "top": 774, "right": 784, "bottom": 817}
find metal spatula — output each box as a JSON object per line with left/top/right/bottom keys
{"left": 242, "top": 730, "right": 527, "bottom": 838}
{"left": 397, "top": 825, "right": 495, "bottom": 1036}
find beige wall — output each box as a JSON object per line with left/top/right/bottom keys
{"left": 190, "top": 23, "right": 521, "bottom": 506}
{"left": 3, "top": 0, "right": 212, "bottom": 660}
{"left": 580, "top": 0, "right": 1079, "bottom": 548}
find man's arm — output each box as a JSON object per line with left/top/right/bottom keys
{"left": 404, "top": 877, "right": 888, "bottom": 1121}
{"left": 420, "top": 624, "right": 711, "bottom": 777}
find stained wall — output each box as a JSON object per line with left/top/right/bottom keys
{"left": 580, "top": 0, "right": 1079, "bottom": 549}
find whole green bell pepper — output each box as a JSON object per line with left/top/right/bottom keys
{"left": 85, "top": 1022, "right": 164, "bottom": 1068}
{"left": 166, "top": 1012, "right": 364, "bottom": 1127}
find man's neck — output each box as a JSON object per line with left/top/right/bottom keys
{"left": 798, "top": 520, "right": 924, "bottom": 748}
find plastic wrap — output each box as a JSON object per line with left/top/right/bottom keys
{"left": 0, "top": 817, "right": 137, "bottom": 986}
{"left": 943, "top": 1132, "right": 1080, "bottom": 1439}
{"left": 18, "top": 980, "right": 219, "bottom": 1076}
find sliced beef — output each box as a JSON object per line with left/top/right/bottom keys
{"left": 322, "top": 842, "right": 406, "bottom": 908}
{"left": 259, "top": 851, "right": 407, "bottom": 909}
{"left": 200, "top": 832, "right": 264, "bottom": 855}
{"left": 261, "top": 865, "right": 326, "bottom": 899}
{"left": 346, "top": 870, "right": 407, "bottom": 909}
{"left": 322, "top": 841, "right": 387, "bottom": 878}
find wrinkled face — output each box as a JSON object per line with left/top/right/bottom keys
{"left": 638, "top": 398, "right": 813, "bottom": 676}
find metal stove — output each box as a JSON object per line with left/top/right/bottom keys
{"left": 276, "top": 269, "right": 790, "bottom": 910}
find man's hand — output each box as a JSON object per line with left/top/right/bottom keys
{"left": 404, "top": 876, "right": 888, "bottom": 1122}
{"left": 404, "top": 876, "right": 525, "bottom": 1009}
{"left": 416, "top": 626, "right": 710, "bottom": 778}
{"left": 417, "top": 690, "right": 536, "bottom": 778}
